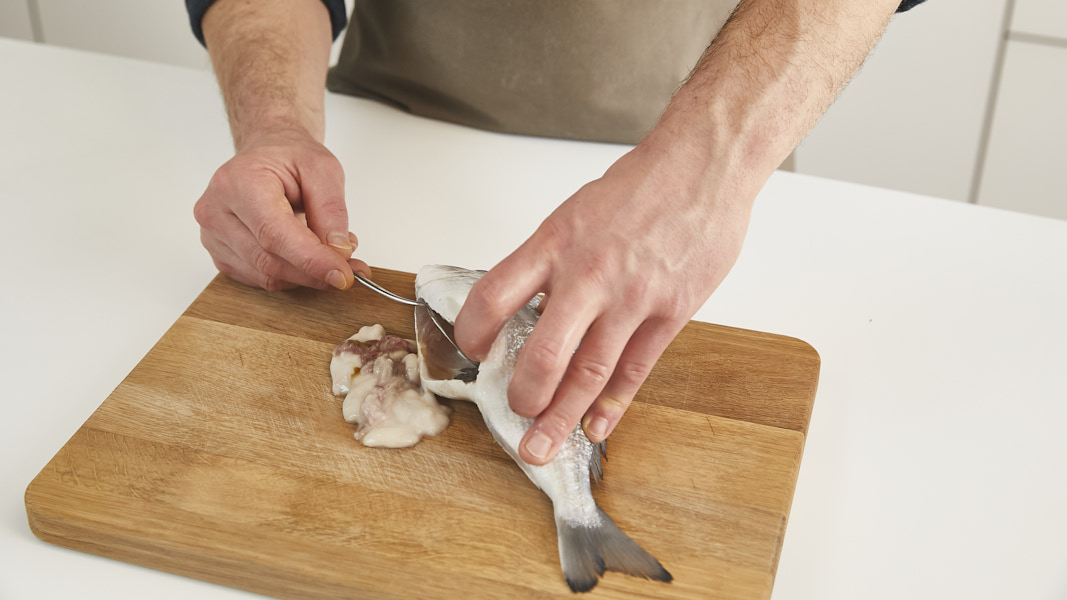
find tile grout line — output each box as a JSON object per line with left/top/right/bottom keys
{"left": 26, "top": 0, "right": 44, "bottom": 43}
{"left": 967, "top": 0, "right": 1017, "bottom": 205}
{"left": 1008, "top": 30, "right": 1067, "bottom": 50}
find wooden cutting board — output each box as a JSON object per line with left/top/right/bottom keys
{"left": 25, "top": 268, "right": 819, "bottom": 599}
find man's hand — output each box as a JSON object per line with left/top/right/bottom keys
{"left": 455, "top": 0, "right": 900, "bottom": 465}
{"left": 196, "top": 0, "right": 366, "bottom": 291}
{"left": 455, "top": 138, "right": 753, "bottom": 465}
{"left": 194, "top": 132, "right": 368, "bottom": 291}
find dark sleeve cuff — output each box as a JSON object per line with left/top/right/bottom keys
{"left": 896, "top": 0, "right": 927, "bottom": 12}
{"left": 185, "top": 0, "right": 349, "bottom": 47}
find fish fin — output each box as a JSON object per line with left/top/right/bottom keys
{"left": 555, "top": 508, "right": 672, "bottom": 593}
{"left": 589, "top": 441, "right": 606, "bottom": 484}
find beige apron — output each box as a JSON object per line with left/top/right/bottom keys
{"left": 326, "top": 0, "right": 740, "bottom": 145}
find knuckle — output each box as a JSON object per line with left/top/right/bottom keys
{"left": 613, "top": 356, "right": 655, "bottom": 389}
{"left": 569, "top": 356, "right": 612, "bottom": 388}
{"left": 252, "top": 248, "right": 280, "bottom": 279}
{"left": 532, "top": 217, "right": 568, "bottom": 252}
{"left": 624, "top": 275, "right": 652, "bottom": 305}
{"left": 213, "top": 259, "right": 235, "bottom": 278}
{"left": 295, "top": 253, "right": 320, "bottom": 278}
{"left": 321, "top": 148, "right": 344, "bottom": 176}
{"left": 595, "top": 393, "right": 630, "bottom": 415}
{"left": 579, "top": 254, "right": 615, "bottom": 289}
{"left": 523, "top": 339, "right": 564, "bottom": 373}
{"left": 262, "top": 275, "right": 286, "bottom": 292}
{"left": 658, "top": 294, "right": 692, "bottom": 322}
{"left": 316, "top": 201, "right": 347, "bottom": 221}
{"left": 469, "top": 275, "right": 508, "bottom": 309}
{"left": 192, "top": 197, "right": 212, "bottom": 227}
{"left": 304, "top": 146, "right": 344, "bottom": 177}
{"left": 538, "top": 410, "right": 576, "bottom": 439}
{"left": 252, "top": 219, "right": 284, "bottom": 253}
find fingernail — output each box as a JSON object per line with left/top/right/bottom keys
{"left": 525, "top": 432, "right": 553, "bottom": 461}
{"left": 327, "top": 232, "right": 353, "bottom": 254}
{"left": 585, "top": 416, "right": 608, "bottom": 441}
{"left": 348, "top": 232, "right": 359, "bottom": 248}
{"left": 326, "top": 269, "right": 347, "bottom": 290}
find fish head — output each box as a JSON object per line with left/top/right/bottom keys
{"left": 413, "top": 265, "right": 485, "bottom": 324}
{"left": 414, "top": 265, "right": 485, "bottom": 401}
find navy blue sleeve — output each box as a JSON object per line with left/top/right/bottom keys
{"left": 185, "top": 0, "right": 348, "bottom": 46}
{"left": 897, "top": 0, "right": 927, "bottom": 12}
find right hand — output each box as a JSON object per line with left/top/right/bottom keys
{"left": 193, "top": 130, "right": 369, "bottom": 291}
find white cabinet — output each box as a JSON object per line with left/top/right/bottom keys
{"left": 977, "top": 41, "right": 1067, "bottom": 220}
{"left": 794, "top": 0, "right": 1007, "bottom": 204}
{"left": 34, "top": 0, "right": 210, "bottom": 69}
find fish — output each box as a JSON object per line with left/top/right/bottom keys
{"left": 414, "top": 265, "right": 672, "bottom": 593}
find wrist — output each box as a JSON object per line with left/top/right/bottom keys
{"left": 633, "top": 104, "right": 766, "bottom": 220}
{"left": 234, "top": 119, "right": 323, "bottom": 153}
{"left": 648, "top": 87, "right": 790, "bottom": 185}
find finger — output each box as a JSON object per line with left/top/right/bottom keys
{"left": 517, "top": 316, "right": 638, "bottom": 465}
{"left": 200, "top": 231, "right": 300, "bottom": 290}
{"left": 348, "top": 257, "right": 372, "bottom": 279}
{"left": 507, "top": 285, "right": 599, "bottom": 419}
{"left": 454, "top": 244, "right": 551, "bottom": 361}
{"left": 202, "top": 220, "right": 328, "bottom": 291}
{"left": 231, "top": 174, "right": 354, "bottom": 290}
{"left": 582, "top": 318, "right": 682, "bottom": 443}
{"left": 298, "top": 155, "right": 352, "bottom": 256}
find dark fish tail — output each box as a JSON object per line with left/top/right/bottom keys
{"left": 555, "top": 507, "right": 672, "bottom": 593}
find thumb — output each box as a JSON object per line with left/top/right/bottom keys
{"left": 300, "top": 153, "right": 352, "bottom": 257}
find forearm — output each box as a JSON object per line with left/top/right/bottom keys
{"left": 202, "top": 0, "right": 334, "bottom": 150}
{"left": 648, "top": 0, "right": 900, "bottom": 197}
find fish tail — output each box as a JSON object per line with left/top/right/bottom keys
{"left": 555, "top": 508, "right": 672, "bottom": 593}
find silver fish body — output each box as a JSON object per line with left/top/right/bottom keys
{"left": 414, "top": 265, "right": 671, "bottom": 593}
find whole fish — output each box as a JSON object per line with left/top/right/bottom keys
{"left": 414, "top": 265, "right": 671, "bottom": 593}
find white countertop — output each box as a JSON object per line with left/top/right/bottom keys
{"left": 1, "top": 38, "right": 1065, "bottom": 599}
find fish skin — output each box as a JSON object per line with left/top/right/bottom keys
{"left": 414, "top": 265, "right": 671, "bottom": 593}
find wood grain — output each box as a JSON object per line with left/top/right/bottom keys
{"left": 25, "top": 268, "right": 820, "bottom": 599}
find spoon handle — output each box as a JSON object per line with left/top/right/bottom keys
{"left": 353, "top": 273, "right": 420, "bottom": 307}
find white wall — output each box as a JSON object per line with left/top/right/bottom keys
{"left": 1, "top": 0, "right": 1061, "bottom": 221}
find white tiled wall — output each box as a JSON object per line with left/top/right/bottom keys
{"left": 1, "top": 0, "right": 1062, "bottom": 221}
{"left": 977, "top": 40, "right": 1067, "bottom": 220}
{"left": 1011, "top": 0, "right": 1067, "bottom": 40}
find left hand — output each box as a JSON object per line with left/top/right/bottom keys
{"left": 454, "top": 136, "right": 755, "bottom": 465}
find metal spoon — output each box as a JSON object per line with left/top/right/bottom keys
{"left": 353, "top": 273, "right": 476, "bottom": 364}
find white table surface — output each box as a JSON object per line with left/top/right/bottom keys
{"left": 2, "top": 38, "right": 1065, "bottom": 599}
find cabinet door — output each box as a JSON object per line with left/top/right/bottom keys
{"left": 795, "top": 0, "right": 1007, "bottom": 203}
{"left": 35, "top": 0, "right": 210, "bottom": 69}
{"left": 977, "top": 40, "right": 1067, "bottom": 221}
